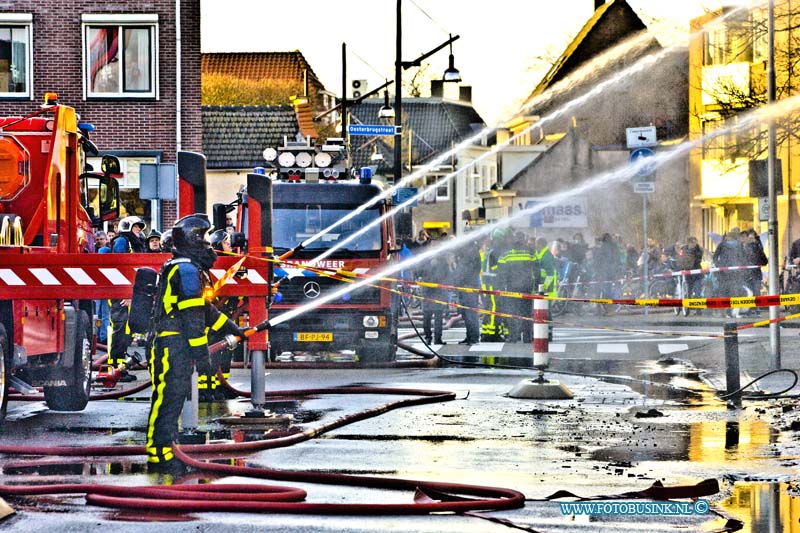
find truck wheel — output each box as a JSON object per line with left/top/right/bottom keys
{"left": 0, "top": 324, "right": 8, "bottom": 428}
{"left": 44, "top": 311, "right": 92, "bottom": 411}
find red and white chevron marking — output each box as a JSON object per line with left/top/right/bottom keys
{"left": 0, "top": 254, "right": 269, "bottom": 300}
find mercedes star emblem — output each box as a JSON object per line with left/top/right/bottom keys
{"left": 303, "top": 281, "right": 321, "bottom": 299}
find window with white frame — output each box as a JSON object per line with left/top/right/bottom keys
{"left": 0, "top": 14, "right": 32, "bottom": 98}
{"left": 424, "top": 174, "right": 449, "bottom": 202}
{"left": 82, "top": 14, "right": 158, "bottom": 98}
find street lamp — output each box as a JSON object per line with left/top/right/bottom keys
{"left": 370, "top": 145, "right": 384, "bottom": 162}
{"left": 378, "top": 88, "right": 395, "bottom": 119}
{"left": 394, "top": 0, "right": 460, "bottom": 184}
{"left": 442, "top": 34, "right": 461, "bottom": 83}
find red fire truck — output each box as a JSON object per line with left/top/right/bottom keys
{"left": 243, "top": 139, "right": 400, "bottom": 363}
{"left": 0, "top": 95, "right": 271, "bottom": 429}
{"left": 0, "top": 93, "right": 124, "bottom": 424}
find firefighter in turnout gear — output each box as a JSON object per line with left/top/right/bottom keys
{"left": 533, "top": 237, "right": 558, "bottom": 298}
{"left": 495, "top": 234, "right": 537, "bottom": 343}
{"left": 197, "top": 229, "right": 241, "bottom": 401}
{"left": 108, "top": 215, "right": 147, "bottom": 371}
{"left": 146, "top": 214, "right": 244, "bottom": 475}
{"left": 533, "top": 237, "right": 557, "bottom": 342}
{"left": 481, "top": 229, "right": 510, "bottom": 342}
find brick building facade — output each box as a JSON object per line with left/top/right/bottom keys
{"left": 0, "top": 0, "right": 201, "bottom": 228}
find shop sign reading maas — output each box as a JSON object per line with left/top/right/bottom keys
{"left": 520, "top": 197, "right": 589, "bottom": 229}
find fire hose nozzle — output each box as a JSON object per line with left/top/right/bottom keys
{"left": 223, "top": 334, "right": 240, "bottom": 350}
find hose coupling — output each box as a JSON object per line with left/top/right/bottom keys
{"left": 223, "top": 334, "right": 239, "bottom": 350}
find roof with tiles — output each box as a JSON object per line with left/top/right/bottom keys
{"left": 201, "top": 52, "right": 325, "bottom": 89}
{"left": 347, "top": 97, "right": 487, "bottom": 173}
{"left": 526, "top": 0, "right": 650, "bottom": 100}
{"left": 202, "top": 106, "right": 300, "bottom": 169}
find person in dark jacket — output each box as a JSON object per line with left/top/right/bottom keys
{"left": 713, "top": 228, "right": 744, "bottom": 315}
{"left": 452, "top": 236, "right": 481, "bottom": 345}
{"left": 681, "top": 237, "right": 705, "bottom": 312}
{"left": 741, "top": 229, "right": 767, "bottom": 314}
{"left": 419, "top": 243, "right": 451, "bottom": 345}
{"left": 146, "top": 214, "right": 244, "bottom": 475}
{"left": 495, "top": 236, "right": 536, "bottom": 343}
{"left": 592, "top": 233, "right": 623, "bottom": 303}
{"left": 108, "top": 216, "right": 147, "bottom": 370}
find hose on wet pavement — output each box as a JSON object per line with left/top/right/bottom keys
{"left": 0, "top": 384, "right": 526, "bottom": 515}
{"left": 717, "top": 368, "right": 800, "bottom": 400}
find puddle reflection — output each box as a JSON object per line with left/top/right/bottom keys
{"left": 713, "top": 482, "right": 800, "bottom": 533}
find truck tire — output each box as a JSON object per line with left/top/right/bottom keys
{"left": 0, "top": 324, "right": 8, "bottom": 429}
{"left": 44, "top": 311, "right": 92, "bottom": 411}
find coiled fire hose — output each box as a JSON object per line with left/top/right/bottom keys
{"left": 0, "top": 334, "right": 526, "bottom": 515}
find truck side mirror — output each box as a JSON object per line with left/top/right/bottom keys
{"left": 212, "top": 203, "right": 227, "bottom": 232}
{"left": 101, "top": 155, "right": 121, "bottom": 177}
{"left": 99, "top": 176, "right": 119, "bottom": 222}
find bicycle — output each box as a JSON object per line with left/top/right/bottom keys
{"left": 620, "top": 269, "right": 673, "bottom": 313}
{"left": 781, "top": 263, "right": 800, "bottom": 314}
{"left": 671, "top": 272, "right": 690, "bottom": 317}
{"left": 551, "top": 260, "right": 590, "bottom": 316}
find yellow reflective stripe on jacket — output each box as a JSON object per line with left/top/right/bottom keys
{"left": 157, "top": 331, "right": 180, "bottom": 337}
{"left": 162, "top": 265, "right": 180, "bottom": 315}
{"left": 177, "top": 297, "right": 205, "bottom": 310}
{"left": 189, "top": 335, "right": 208, "bottom": 347}
{"left": 211, "top": 313, "right": 228, "bottom": 332}
{"left": 497, "top": 251, "right": 533, "bottom": 264}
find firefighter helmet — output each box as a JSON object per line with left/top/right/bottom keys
{"left": 119, "top": 216, "right": 146, "bottom": 233}
{"left": 491, "top": 227, "right": 510, "bottom": 241}
{"left": 209, "top": 229, "right": 229, "bottom": 251}
{"left": 147, "top": 229, "right": 162, "bottom": 242}
{"left": 172, "top": 214, "right": 211, "bottom": 252}
{"left": 160, "top": 229, "right": 173, "bottom": 252}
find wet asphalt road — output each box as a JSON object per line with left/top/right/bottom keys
{"left": 2, "top": 312, "right": 800, "bottom": 532}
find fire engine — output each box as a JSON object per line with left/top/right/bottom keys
{"left": 0, "top": 93, "right": 124, "bottom": 425}
{"left": 0, "top": 95, "right": 271, "bottom": 429}
{"left": 239, "top": 138, "right": 399, "bottom": 363}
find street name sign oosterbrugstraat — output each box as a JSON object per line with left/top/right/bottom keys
{"left": 347, "top": 124, "right": 400, "bottom": 136}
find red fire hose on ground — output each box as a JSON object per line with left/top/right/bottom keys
{"left": 0, "top": 383, "right": 526, "bottom": 515}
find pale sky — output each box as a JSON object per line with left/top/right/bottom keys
{"left": 200, "top": 0, "right": 725, "bottom": 124}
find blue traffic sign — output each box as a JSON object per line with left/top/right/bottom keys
{"left": 628, "top": 147, "right": 656, "bottom": 177}
{"left": 392, "top": 187, "right": 418, "bottom": 207}
{"left": 629, "top": 147, "right": 656, "bottom": 177}
{"left": 347, "top": 124, "right": 398, "bottom": 136}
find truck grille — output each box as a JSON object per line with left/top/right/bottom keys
{"left": 277, "top": 277, "right": 381, "bottom": 305}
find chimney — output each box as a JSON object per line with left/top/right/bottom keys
{"left": 594, "top": 0, "right": 605, "bottom": 10}
{"left": 459, "top": 85, "right": 472, "bottom": 103}
{"left": 430, "top": 79, "right": 444, "bottom": 98}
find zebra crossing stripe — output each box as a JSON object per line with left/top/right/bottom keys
{"left": 658, "top": 344, "right": 689, "bottom": 354}
{"left": 597, "top": 344, "right": 629, "bottom": 353}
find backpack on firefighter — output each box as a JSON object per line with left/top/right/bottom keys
{"left": 127, "top": 258, "right": 192, "bottom": 335}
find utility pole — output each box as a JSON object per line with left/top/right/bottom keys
{"left": 767, "top": 0, "right": 780, "bottom": 368}
{"left": 394, "top": 0, "right": 402, "bottom": 185}
{"left": 342, "top": 43, "right": 349, "bottom": 169}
